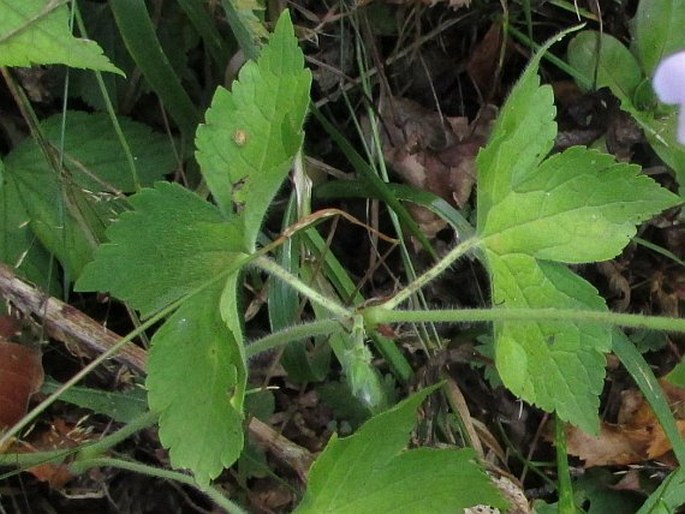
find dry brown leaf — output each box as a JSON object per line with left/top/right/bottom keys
{"left": 565, "top": 378, "right": 685, "bottom": 467}
{"left": 13, "top": 418, "right": 96, "bottom": 489}
{"left": 466, "top": 22, "right": 504, "bottom": 96}
{"left": 565, "top": 424, "right": 653, "bottom": 467}
{"left": 0, "top": 340, "right": 44, "bottom": 429}
{"left": 377, "top": 96, "right": 494, "bottom": 238}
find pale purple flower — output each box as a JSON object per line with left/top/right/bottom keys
{"left": 653, "top": 51, "right": 685, "bottom": 144}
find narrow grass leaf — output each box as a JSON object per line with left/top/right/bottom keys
{"left": 109, "top": 0, "right": 199, "bottom": 138}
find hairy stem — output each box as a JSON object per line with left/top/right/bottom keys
{"left": 252, "top": 255, "right": 353, "bottom": 319}
{"left": 70, "top": 457, "right": 246, "bottom": 514}
{"left": 246, "top": 318, "right": 347, "bottom": 358}
{"left": 380, "top": 237, "right": 482, "bottom": 310}
{"left": 364, "top": 306, "right": 685, "bottom": 333}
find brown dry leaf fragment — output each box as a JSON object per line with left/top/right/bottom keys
{"left": 0, "top": 340, "right": 44, "bottom": 428}
{"left": 0, "top": 314, "right": 21, "bottom": 339}
{"left": 466, "top": 22, "right": 504, "bottom": 96}
{"left": 566, "top": 379, "right": 685, "bottom": 467}
{"left": 565, "top": 424, "right": 653, "bottom": 467}
{"left": 377, "top": 96, "right": 494, "bottom": 238}
{"left": 596, "top": 260, "right": 631, "bottom": 312}
{"left": 18, "top": 418, "right": 95, "bottom": 489}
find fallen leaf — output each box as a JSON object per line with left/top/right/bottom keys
{"left": 8, "top": 418, "right": 96, "bottom": 489}
{"left": 377, "top": 96, "right": 494, "bottom": 238}
{"left": 0, "top": 339, "right": 44, "bottom": 428}
{"left": 466, "top": 22, "right": 505, "bottom": 96}
{"left": 565, "top": 379, "right": 685, "bottom": 467}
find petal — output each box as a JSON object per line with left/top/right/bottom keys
{"left": 653, "top": 51, "right": 685, "bottom": 104}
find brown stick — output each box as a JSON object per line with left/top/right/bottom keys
{"left": 0, "top": 263, "right": 147, "bottom": 373}
{"left": 0, "top": 263, "right": 315, "bottom": 479}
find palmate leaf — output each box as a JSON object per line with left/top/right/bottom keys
{"left": 0, "top": 0, "right": 122, "bottom": 74}
{"left": 76, "top": 10, "right": 309, "bottom": 484}
{"left": 294, "top": 385, "right": 504, "bottom": 514}
{"left": 476, "top": 34, "right": 680, "bottom": 433}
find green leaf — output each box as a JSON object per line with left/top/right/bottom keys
{"left": 632, "top": 0, "right": 685, "bottom": 76}
{"left": 0, "top": 160, "right": 59, "bottom": 295}
{"left": 221, "top": 0, "right": 268, "bottom": 61}
{"left": 109, "top": 0, "right": 199, "bottom": 138}
{"left": 7, "top": 112, "right": 176, "bottom": 192}
{"left": 488, "top": 254, "right": 610, "bottom": 431}
{"left": 294, "top": 385, "right": 504, "bottom": 514}
{"left": 147, "top": 280, "right": 244, "bottom": 487}
{"left": 5, "top": 112, "right": 177, "bottom": 278}
{"left": 476, "top": 35, "right": 680, "bottom": 433}
{"left": 195, "top": 11, "right": 311, "bottom": 250}
{"left": 0, "top": 0, "right": 122, "bottom": 74}
{"left": 75, "top": 182, "right": 246, "bottom": 317}
{"left": 567, "top": 31, "right": 643, "bottom": 104}
{"left": 482, "top": 146, "right": 677, "bottom": 263}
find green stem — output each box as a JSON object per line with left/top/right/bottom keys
{"left": 364, "top": 306, "right": 685, "bottom": 333}
{"left": 0, "top": 449, "right": 75, "bottom": 469}
{"left": 252, "top": 255, "right": 353, "bottom": 319}
{"left": 380, "top": 237, "right": 482, "bottom": 310}
{"left": 555, "top": 415, "right": 578, "bottom": 514}
{"left": 246, "top": 318, "right": 347, "bottom": 359}
{"left": 70, "top": 457, "right": 246, "bottom": 514}
{"left": 78, "top": 411, "right": 158, "bottom": 461}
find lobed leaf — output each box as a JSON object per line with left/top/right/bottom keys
{"left": 195, "top": 12, "right": 311, "bottom": 251}
{"left": 147, "top": 280, "right": 244, "bottom": 487}
{"left": 489, "top": 254, "right": 610, "bottom": 432}
{"left": 75, "top": 182, "right": 247, "bottom": 317}
{"left": 476, "top": 34, "right": 680, "bottom": 433}
{"left": 294, "top": 385, "right": 504, "bottom": 513}
{"left": 482, "top": 146, "right": 678, "bottom": 263}
{"left": 0, "top": 0, "right": 122, "bottom": 74}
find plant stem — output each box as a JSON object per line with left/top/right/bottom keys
{"left": 380, "top": 237, "right": 482, "bottom": 310}
{"left": 246, "top": 318, "right": 347, "bottom": 358}
{"left": 78, "top": 411, "right": 158, "bottom": 461}
{"left": 70, "top": 457, "right": 246, "bottom": 514}
{"left": 555, "top": 415, "right": 578, "bottom": 514}
{"left": 364, "top": 306, "right": 685, "bottom": 333}
{"left": 252, "top": 255, "right": 353, "bottom": 319}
